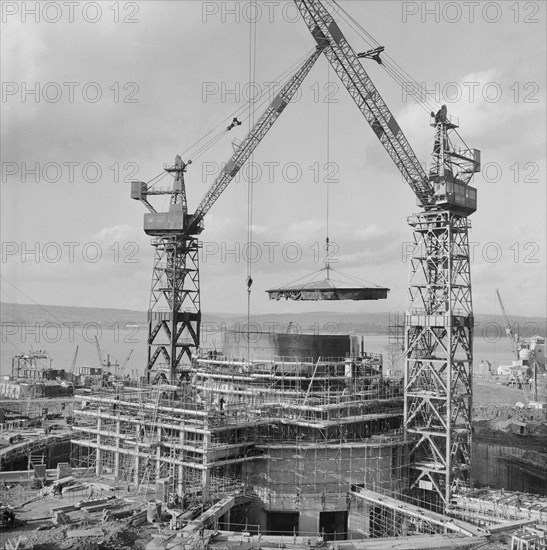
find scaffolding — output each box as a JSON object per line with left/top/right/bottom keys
{"left": 11, "top": 350, "right": 53, "bottom": 380}
{"left": 71, "top": 348, "right": 411, "bottom": 535}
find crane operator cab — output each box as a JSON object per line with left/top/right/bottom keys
{"left": 131, "top": 156, "right": 205, "bottom": 237}
{"left": 433, "top": 178, "right": 478, "bottom": 216}
{"left": 428, "top": 108, "right": 480, "bottom": 216}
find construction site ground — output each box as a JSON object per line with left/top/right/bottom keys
{"left": 473, "top": 376, "right": 547, "bottom": 406}
{"left": 473, "top": 377, "right": 547, "bottom": 441}
{"left": 1, "top": 377, "right": 545, "bottom": 549}
{"left": 1, "top": 479, "right": 156, "bottom": 550}
{"left": 0, "top": 469, "right": 523, "bottom": 550}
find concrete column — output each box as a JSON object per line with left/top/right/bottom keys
{"left": 348, "top": 500, "right": 368, "bottom": 540}
{"left": 299, "top": 509, "right": 318, "bottom": 537}
{"left": 178, "top": 427, "right": 185, "bottom": 497}
{"left": 95, "top": 409, "right": 102, "bottom": 477}
{"left": 134, "top": 424, "right": 140, "bottom": 485}
{"left": 202, "top": 431, "right": 211, "bottom": 502}
{"left": 114, "top": 419, "right": 121, "bottom": 481}
{"left": 156, "top": 426, "right": 162, "bottom": 479}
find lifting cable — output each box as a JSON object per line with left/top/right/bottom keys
{"left": 325, "top": 63, "right": 332, "bottom": 279}
{"left": 246, "top": 0, "right": 257, "bottom": 354}
{"left": 332, "top": 0, "right": 440, "bottom": 117}
{"left": 143, "top": 51, "right": 315, "bottom": 191}
{"left": 182, "top": 51, "right": 313, "bottom": 164}
{"left": 147, "top": 6, "right": 440, "bottom": 198}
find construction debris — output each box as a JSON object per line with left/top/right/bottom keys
{"left": 67, "top": 527, "right": 104, "bottom": 538}
{"left": 4, "top": 536, "right": 33, "bottom": 550}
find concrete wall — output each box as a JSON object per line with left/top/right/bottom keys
{"left": 222, "top": 331, "right": 353, "bottom": 362}
{"left": 248, "top": 440, "right": 403, "bottom": 535}
{"left": 472, "top": 440, "right": 525, "bottom": 489}
{"left": 472, "top": 439, "right": 546, "bottom": 495}
{"left": 348, "top": 498, "right": 369, "bottom": 539}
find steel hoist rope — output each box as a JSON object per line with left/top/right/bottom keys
{"left": 246, "top": 0, "right": 258, "bottom": 357}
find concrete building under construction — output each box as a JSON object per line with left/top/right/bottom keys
{"left": 68, "top": 0, "right": 484, "bottom": 536}
{"left": 71, "top": 331, "right": 408, "bottom": 538}
{"left": 64, "top": 1, "right": 544, "bottom": 546}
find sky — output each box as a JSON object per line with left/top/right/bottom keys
{"left": 1, "top": 0, "right": 546, "bottom": 320}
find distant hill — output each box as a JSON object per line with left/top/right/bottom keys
{"left": 1, "top": 302, "right": 148, "bottom": 327}
{"left": 1, "top": 302, "right": 545, "bottom": 337}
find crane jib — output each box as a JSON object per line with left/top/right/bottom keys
{"left": 191, "top": 48, "right": 322, "bottom": 223}
{"left": 297, "top": 0, "right": 435, "bottom": 207}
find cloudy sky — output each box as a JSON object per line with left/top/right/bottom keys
{"left": 1, "top": 0, "right": 545, "bottom": 318}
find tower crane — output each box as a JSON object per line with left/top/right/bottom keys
{"left": 292, "top": 0, "right": 480, "bottom": 511}
{"left": 131, "top": 47, "right": 324, "bottom": 384}
{"left": 131, "top": 0, "right": 480, "bottom": 511}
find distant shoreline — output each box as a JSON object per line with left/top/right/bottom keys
{"left": 1, "top": 302, "right": 546, "bottom": 340}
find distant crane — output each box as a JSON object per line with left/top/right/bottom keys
{"left": 70, "top": 345, "right": 79, "bottom": 379}
{"left": 94, "top": 336, "right": 120, "bottom": 378}
{"left": 496, "top": 288, "right": 519, "bottom": 357}
{"left": 94, "top": 336, "right": 104, "bottom": 369}
{"left": 496, "top": 289, "right": 541, "bottom": 403}
{"left": 121, "top": 349, "right": 134, "bottom": 377}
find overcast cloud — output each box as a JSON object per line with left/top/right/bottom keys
{"left": 1, "top": 0, "right": 545, "bottom": 319}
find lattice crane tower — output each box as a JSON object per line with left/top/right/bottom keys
{"left": 292, "top": 0, "right": 481, "bottom": 510}
{"left": 131, "top": 49, "right": 323, "bottom": 383}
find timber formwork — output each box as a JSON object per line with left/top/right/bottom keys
{"left": 71, "top": 352, "right": 408, "bottom": 525}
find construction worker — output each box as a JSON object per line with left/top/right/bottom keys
{"left": 430, "top": 105, "right": 448, "bottom": 160}
{"left": 434, "top": 105, "right": 448, "bottom": 124}
{"left": 2, "top": 508, "right": 15, "bottom": 528}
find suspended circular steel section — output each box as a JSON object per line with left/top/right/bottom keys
{"left": 266, "top": 266, "right": 389, "bottom": 301}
